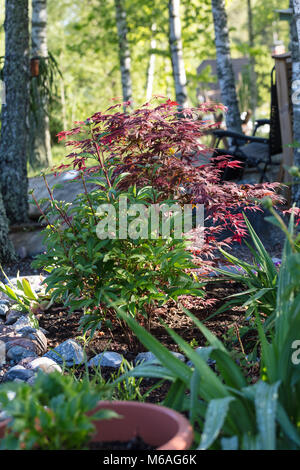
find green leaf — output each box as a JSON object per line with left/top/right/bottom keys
{"left": 198, "top": 397, "right": 235, "bottom": 450}
{"left": 254, "top": 380, "right": 280, "bottom": 450}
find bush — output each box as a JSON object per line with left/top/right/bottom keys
{"left": 32, "top": 178, "right": 203, "bottom": 339}
{"left": 32, "top": 98, "right": 282, "bottom": 337}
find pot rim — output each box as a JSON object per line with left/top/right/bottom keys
{"left": 91, "top": 400, "right": 194, "bottom": 451}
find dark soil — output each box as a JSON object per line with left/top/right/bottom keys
{"left": 89, "top": 436, "right": 154, "bottom": 450}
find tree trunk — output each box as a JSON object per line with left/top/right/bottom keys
{"left": 0, "top": 0, "right": 30, "bottom": 224}
{"left": 211, "top": 0, "right": 242, "bottom": 133}
{"left": 29, "top": 0, "right": 52, "bottom": 170}
{"left": 146, "top": 23, "right": 157, "bottom": 101}
{"left": 291, "top": 0, "right": 300, "bottom": 204}
{"left": 0, "top": 187, "right": 16, "bottom": 263}
{"left": 168, "top": 0, "right": 188, "bottom": 109}
{"left": 247, "top": 0, "right": 257, "bottom": 119}
{"left": 114, "top": 0, "right": 133, "bottom": 107}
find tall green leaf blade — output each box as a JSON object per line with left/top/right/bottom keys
{"left": 198, "top": 397, "right": 235, "bottom": 450}
{"left": 255, "top": 380, "right": 280, "bottom": 450}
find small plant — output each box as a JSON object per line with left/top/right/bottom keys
{"left": 0, "top": 269, "right": 53, "bottom": 329}
{"left": 0, "top": 372, "right": 118, "bottom": 450}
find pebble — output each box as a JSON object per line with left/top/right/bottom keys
{"left": 13, "top": 316, "right": 35, "bottom": 332}
{"left": 0, "top": 304, "right": 9, "bottom": 317}
{"left": 44, "top": 339, "right": 85, "bottom": 366}
{"left": 3, "top": 365, "right": 35, "bottom": 383}
{"left": 5, "top": 310, "right": 24, "bottom": 325}
{"left": 135, "top": 351, "right": 185, "bottom": 365}
{"left": 28, "top": 357, "right": 62, "bottom": 374}
{"left": 6, "top": 346, "right": 38, "bottom": 362}
{"left": 88, "top": 352, "right": 124, "bottom": 369}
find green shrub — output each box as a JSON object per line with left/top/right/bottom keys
{"left": 32, "top": 178, "right": 203, "bottom": 338}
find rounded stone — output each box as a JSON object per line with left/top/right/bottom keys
{"left": 7, "top": 346, "right": 38, "bottom": 362}
{"left": 0, "top": 304, "right": 9, "bottom": 317}
{"left": 28, "top": 357, "right": 62, "bottom": 374}
{"left": 3, "top": 365, "right": 35, "bottom": 382}
{"left": 5, "top": 310, "right": 24, "bottom": 325}
{"left": 88, "top": 351, "right": 124, "bottom": 369}
{"left": 44, "top": 339, "right": 85, "bottom": 366}
{"left": 135, "top": 351, "right": 185, "bottom": 365}
{"left": 13, "top": 315, "right": 34, "bottom": 332}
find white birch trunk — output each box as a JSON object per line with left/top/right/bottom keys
{"left": 29, "top": 0, "right": 52, "bottom": 170}
{"left": 168, "top": 0, "right": 188, "bottom": 109}
{"left": 146, "top": 23, "right": 157, "bottom": 101}
{"left": 211, "top": 0, "right": 242, "bottom": 133}
{"left": 114, "top": 0, "right": 132, "bottom": 107}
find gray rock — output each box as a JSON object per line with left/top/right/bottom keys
{"left": 27, "top": 375, "right": 37, "bottom": 386}
{"left": 7, "top": 346, "right": 38, "bottom": 362}
{"left": 19, "top": 328, "right": 47, "bottom": 355}
{"left": 28, "top": 357, "right": 62, "bottom": 374}
{"left": 3, "top": 365, "right": 35, "bottom": 382}
{"left": 135, "top": 351, "right": 185, "bottom": 365}
{"left": 0, "top": 304, "right": 9, "bottom": 317}
{"left": 13, "top": 315, "right": 34, "bottom": 332}
{"left": 5, "top": 310, "right": 24, "bottom": 325}
{"left": 187, "top": 347, "right": 216, "bottom": 368}
{"left": 44, "top": 339, "right": 85, "bottom": 366}
{"left": 88, "top": 351, "right": 124, "bottom": 369}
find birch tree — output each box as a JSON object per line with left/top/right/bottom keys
{"left": 0, "top": 0, "right": 30, "bottom": 225}
{"left": 146, "top": 23, "right": 157, "bottom": 101}
{"left": 29, "top": 0, "right": 52, "bottom": 170}
{"left": 114, "top": 0, "right": 133, "bottom": 106}
{"left": 247, "top": 0, "right": 257, "bottom": 118}
{"left": 168, "top": 0, "right": 188, "bottom": 109}
{"left": 211, "top": 0, "right": 242, "bottom": 133}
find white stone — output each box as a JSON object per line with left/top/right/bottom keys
{"left": 28, "top": 357, "right": 62, "bottom": 374}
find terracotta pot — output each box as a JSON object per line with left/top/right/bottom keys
{"left": 0, "top": 401, "right": 193, "bottom": 450}
{"left": 30, "top": 58, "right": 40, "bottom": 77}
{"left": 90, "top": 401, "right": 193, "bottom": 450}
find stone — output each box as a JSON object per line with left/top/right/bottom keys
{"left": 0, "top": 304, "right": 9, "bottom": 317}
{"left": 19, "top": 327, "right": 47, "bottom": 355}
{"left": 5, "top": 310, "right": 24, "bottom": 325}
{"left": 187, "top": 347, "right": 216, "bottom": 369}
{"left": 13, "top": 315, "right": 34, "bottom": 332}
{"left": 27, "top": 375, "right": 37, "bottom": 386}
{"left": 6, "top": 346, "right": 38, "bottom": 362}
{"left": 135, "top": 351, "right": 185, "bottom": 365}
{"left": 88, "top": 351, "right": 124, "bottom": 369}
{"left": 3, "top": 365, "right": 35, "bottom": 382}
{"left": 28, "top": 357, "right": 62, "bottom": 374}
{"left": 44, "top": 339, "right": 85, "bottom": 366}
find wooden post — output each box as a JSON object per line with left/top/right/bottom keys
{"left": 273, "top": 53, "right": 293, "bottom": 206}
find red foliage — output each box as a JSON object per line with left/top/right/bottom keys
{"left": 55, "top": 98, "right": 283, "bottom": 264}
